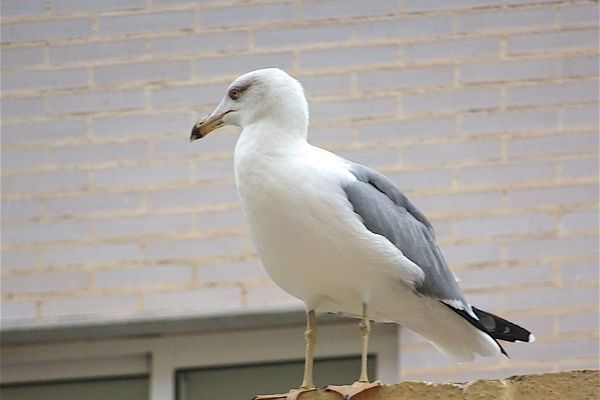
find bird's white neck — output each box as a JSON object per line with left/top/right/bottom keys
{"left": 236, "top": 116, "right": 308, "bottom": 157}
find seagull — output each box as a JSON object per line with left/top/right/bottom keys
{"left": 190, "top": 68, "right": 534, "bottom": 399}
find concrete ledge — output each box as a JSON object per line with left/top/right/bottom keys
{"left": 295, "top": 370, "right": 599, "bottom": 400}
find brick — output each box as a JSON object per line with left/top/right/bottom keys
{"left": 2, "top": 170, "right": 87, "bottom": 194}
{"left": 144, "top": 286, "right": 242, "bottom": 312}
{"left": 355, "top": 16, "right": 453, "bottom": 40}
{"left": 505, "top": 286, "right": 599, "bottom": 310}
{"left": 145, "top": 236, "right": 243, "bottom": 261}
{"left": 506, "top": 235, "right": 599, "bottom": 260}
{"left": 95, "top": 61, "right": 190, "bottom": 86}
{"left": 562, "top": 211, "right": 599, "bottom": 231}
{"left": 405, "top": 0, "right": 501, "bottom": 12}
{"left": 560, "top": 4, "right": 600, "bottom": 27}
{"left": 456, "top": 214, "right": 556, "bottom": 237}
{"left": 1, "top": 46, "right": 45, "bottom": 68}
{"left": 200, "top": 3, "right": 296, "bottom": 28}
{"left": 430, "top": 220, "right": 452, "bottom": 239}
{"left": 300, "top": 45, "right": 397, "bottom": 69}
{"left": 508, "top": 29, "right": 599, "bottom": 55}
{"left": 560, "top": 312, "right": 600, "bottom": 333}
{"left": 154, "top": 0, "right": 218, "bottom": 3}
{"left": 301, "top": 74, "right": 352, "bottom": 96}
{"left": 561, "top": 261, "right": 599, "bottom": 281}
{"left": 46, "top": 193, "right": 142, "bottom": 217}
{"left": 458, "top": 8, "right": 554, "bottom": 32}
{"left": 440, "top": 242, "right": 502, "bottom": 266}
{"left": 51, "top": 142, "right": 147, "bottom": 166}
{"left": 43, "top": 295, "right": 138, "bottom": 318}
{"left": 507, "top": 82, "right": 598, "bottom": 107}
{"left": 459, "top": 264, "right": 554, "bottom": 289}
{"left": 93, "top": 112, "right": 191, "bottom": 138}
{"left": 311, "top": 97, "right": 396, "bottom": 121}
{"left": 2, "top": 271, "right": 90, "bottom": 295}
{"left": 43, "top": 244, "right": 141, "bottom": 266}
{"left": 51, "top": 0, "right": 146, "bottom": 14}
{"left": 2, "top": 119, "right": 86, "bottom": 144}
{"left": 303, "top": 0, "right": 397, "bottom": 21}
{"left": 388, "top": 169, "right": 453, "bottom": 190}
{"left": 147, "top": 185, "right": 238, "bottom": 209}
{"left": 1, "top": 301, "right": 37, "bottom": 321}
{"left": 459, "top": 162, "right": 555, "bottom": 185}
{"left": 151, "top": 83, "right": 225, "bottom": 110}
{"left": 516, "top": 338, "right": 599, "bottom": 361}
{"left": 1, "top": 19, "right": 91, "bottom": 43}
{"left": 508, "top": 133, "right": 599, "bottom": 158}
{"left": 338, "top": 147, "right": 400, "bottom": 167}
{"left": 96, "top": 265, "right": 192, "bottom": 288}
{"left": 562, "top": 105, "right": 599, "bottom": 128}
{"left": 404, "top": 88, "right": 500, "bottom": 114}
{"left": 47, "top": 90, "right": 145, "bottom": 115}
{"left": 1, "top": 148, "right": 47, "bottom": 171}
{"left": 195, "top": 158, "right": 235, "bottom": 181}
{"left": 401, "top": 346, "right": 458, "bottom": 371}
{"left": 505, "top": 0, "right": 561, "bottom": 4}
{"left": 2, "top": 220, "right": 88, "bottom": 245}
{"left": 403, "top": 140, "right": 501, "bottom": 165}
{"left": 309, "top": 125, "right": 354, "bottom": 146}
{"left": 1, "top": 0, "right": 46, "bottom": 17}
{"left": 460, "top": 59, "right": 558, "bottom": 83}
{"left": 1, "top": 199, "right": 43, "bottom": 221}
{"left": 563, "top": 55, "right": 600, "bottom": 78}
{"left": 154, "top": 132, "right": 238, "bottom": 157}
{"left": 3, "top": 68, "right": 89, "bottom": 92}
{"left": 195, "top": 53, "right": 294, "bottom": 80}
{"left": 1, "top": 97, "right": 44, "bottom": 119}
{"left": 94, "top": 163, "right": 190, "bottom": 189}
{"left": 197, "top": 260, "right": 268, "bottom": 283}
{"left": 412, "top": 191, "right": 503, "bottom": 214}
{"left": 508, "top": 185, "right": 599, "bottom": 208}
{"left": 246, "top": 283, "right": 303, "bottom": 308}
{"left": 404, "top": 37, "right": 500, "bottom": 63}
{"left": 1, "top": 250, "right": 38, "bottom": 271}
{"left": 49, "top": 40, "right": 146, "bottom": 64}
{"left": 255, "top": 25, "right": 352, "bottom": 48}
{"left": 95, "top": 214, "right": 191, "bottom": 237}
{"left": 561, "top": 158, "right": 599, "bottom": 178}
{"left": 98, "top": 11, "right": 193, "bottom": 36}
{"left": 197, "top": 209, "right": 245, "bottom": 230}
{"left": 357, "top": 118, "right": 454, "bottom": 142}
{"left": 507, "top": 314, "right": 556, "bottom": 336}
{"left": 462, "top": 110, "right": 558, "bottom": 136}
{"left": 151, "top": 32, "right": 248, "bottom": 56}
{"left": 358, "top": 66, "right": 453, "bottom": 91}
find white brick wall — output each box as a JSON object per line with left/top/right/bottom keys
{"left": 1, "top": 0, "right": 598, "bottom": 383}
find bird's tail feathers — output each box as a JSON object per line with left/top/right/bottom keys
{"left": 471, "top": 306, "right": 535, "bottom": 343}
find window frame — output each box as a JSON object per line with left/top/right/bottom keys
{"left": 1, "top": 319, "right": 399, "bottom": 400}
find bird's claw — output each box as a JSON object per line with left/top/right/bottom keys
{"left": 254, "top": 387, "right": 317, "bottom": 400}
{"left": 325, "top": 380, "right": 382, "bottom": 399}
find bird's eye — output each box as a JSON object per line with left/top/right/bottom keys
{"left": 229, "top": 88, "right": 240, "bottom": 100}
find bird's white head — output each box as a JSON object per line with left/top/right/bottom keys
{"left": 190, "top": 68, "right": 309, "bottom": 141}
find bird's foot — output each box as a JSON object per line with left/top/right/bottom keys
{"left": 325, "top": 380, "right": 382, "bottom": 399}
{"left": 254, "top": 387, "right": 317, "bottom": 400}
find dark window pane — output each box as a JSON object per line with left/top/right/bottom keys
{"left": 0, "top": 375, "right": 148, "bottom": 400}
{"left": 177, "top": 356, "right": 376, "bottom": 400}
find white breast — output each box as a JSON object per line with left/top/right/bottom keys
{"left": 234, "top": 129, "right": 420, "bottom": 313}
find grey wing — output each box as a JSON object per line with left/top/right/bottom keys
{"left": 345, "top": 163, "right": 469, "bottom": 310}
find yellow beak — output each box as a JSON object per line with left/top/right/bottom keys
{"left": 190, "top": 111, "right": 229, "bottom": 141}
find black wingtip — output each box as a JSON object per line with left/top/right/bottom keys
{"left": 471, "top": 306, "right": 534, "bottom": 343}
{"left": 441, "top": 302, "right": 510, "bottom": 357}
